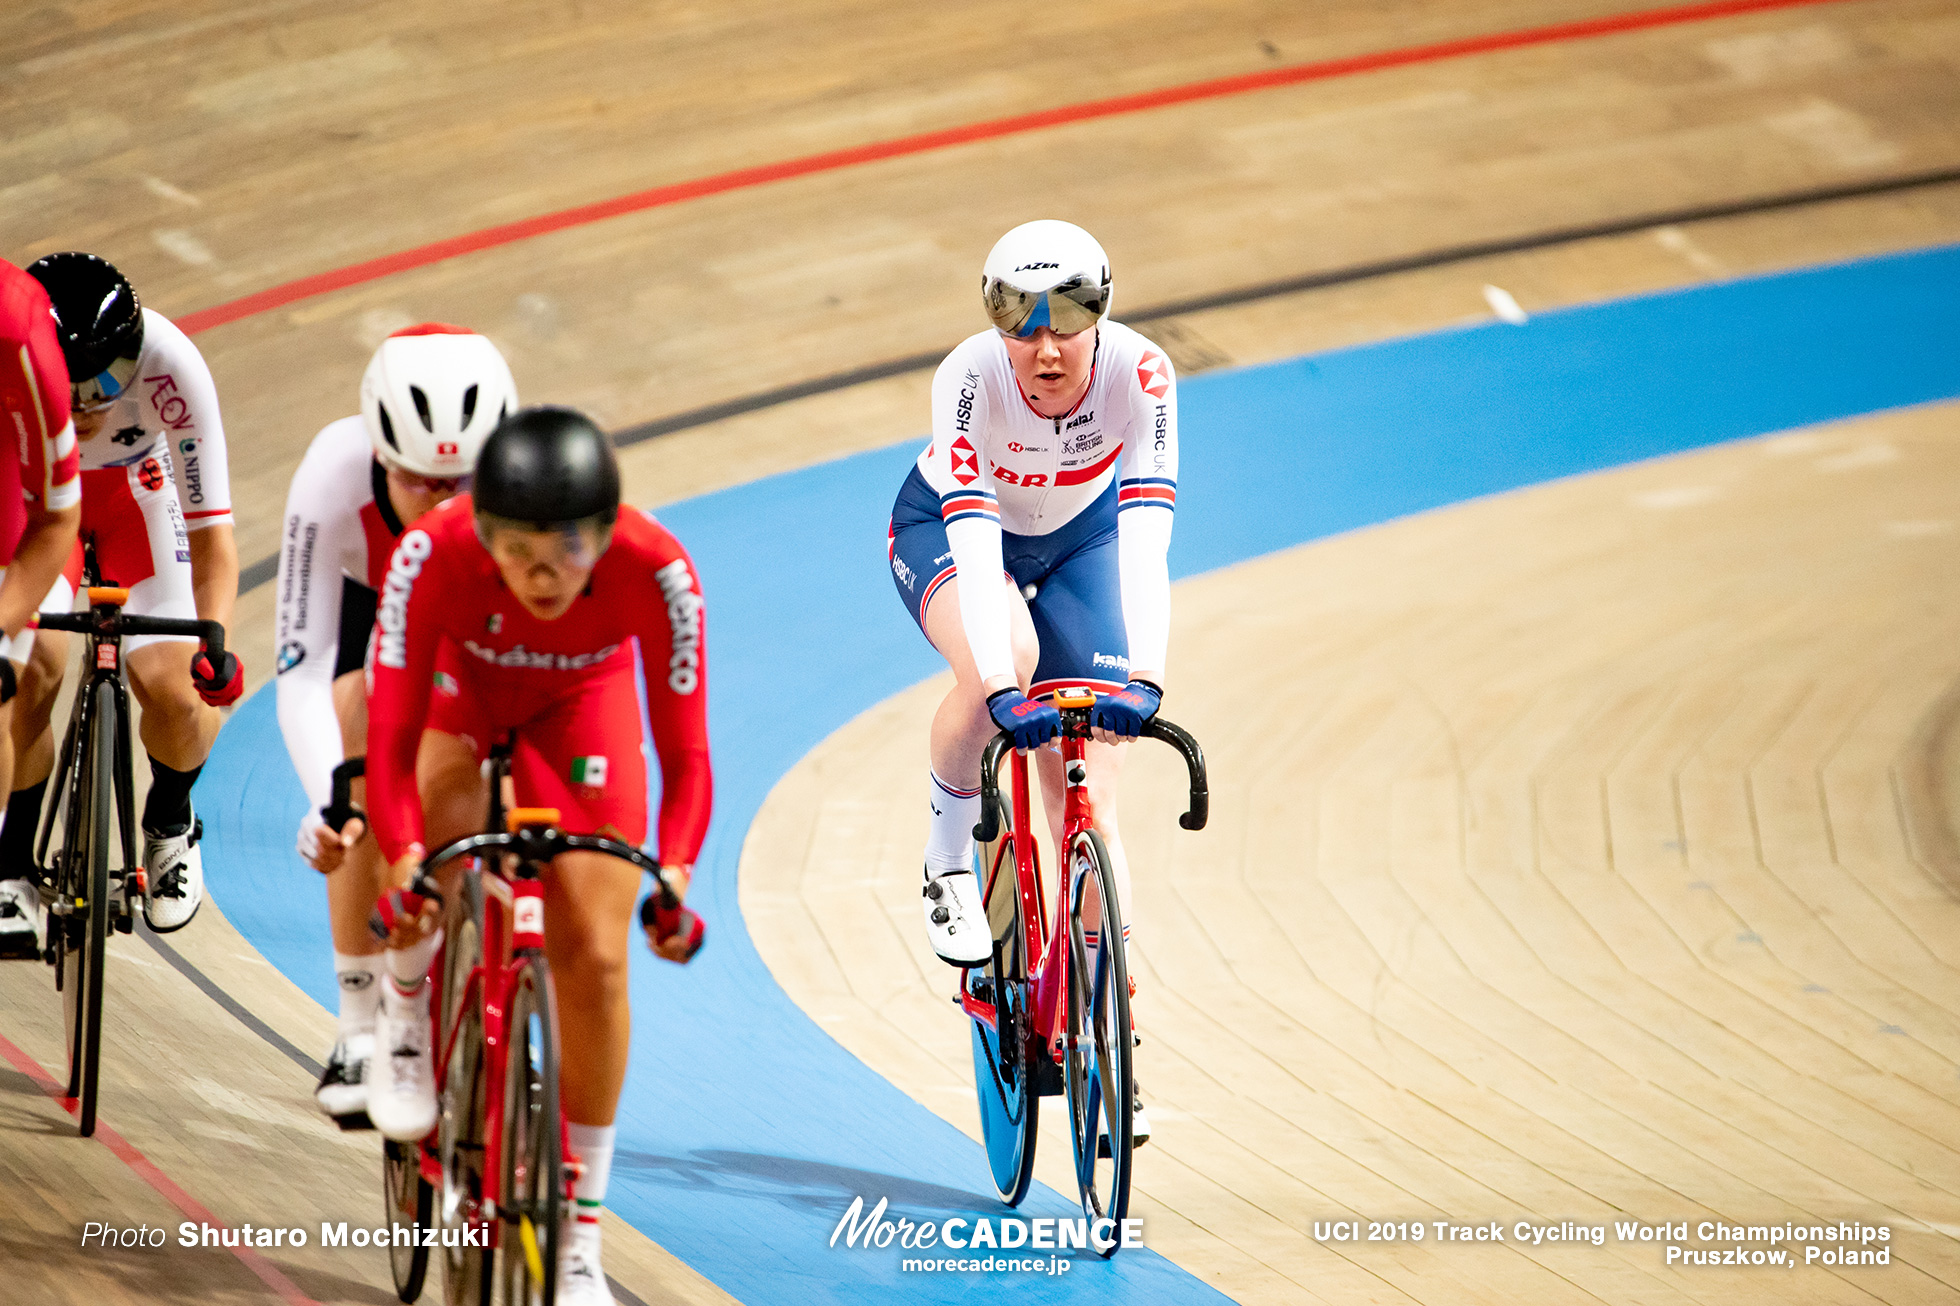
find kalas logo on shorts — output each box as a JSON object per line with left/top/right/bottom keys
{"left": 376, "top": 530, "right": 433, "bottom": 670}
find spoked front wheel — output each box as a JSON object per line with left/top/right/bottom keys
{"left": 497, "top": 956, "right": 563, "bottom": 1306}
{"left": 968, "top": 832, "right": 1038, "bottom": 1206}
{"left": 384, "top": 1138, "right": 434, "bottom": 1302}
{"left": 1062, "top": 828, "right": 1133, "bottom": 1253}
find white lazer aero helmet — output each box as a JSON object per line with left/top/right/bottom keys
{"left": 360, "top": 324, "right": 518, "bottom": 479}
{"left": 980, "top": 220, "right": 1112, "bottom": 338}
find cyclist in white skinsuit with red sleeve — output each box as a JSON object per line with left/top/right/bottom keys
{"left": 272, "top": 325, "right": 517, "bottom": 1124}
{"left": 4, "top": 254, "right": 242, "bottom": 935}
{"left": 886, "top": 220, "right": 1178, "bottom": 1140}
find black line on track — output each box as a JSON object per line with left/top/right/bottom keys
{"left": 138, "top": 919, "right": 324, "bottom": 1077}
{"left": 605, "top": 163, "right": 1960, "bottom": 448}
{"left": 235, "top": 162, "right": 1960, "bottom": 600}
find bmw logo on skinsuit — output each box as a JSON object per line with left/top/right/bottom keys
{"left": 276, "top": 641, "right": 306, "bottom": 673}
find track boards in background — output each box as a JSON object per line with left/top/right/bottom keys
{"left": 200, "top": 243, "right": 1960, "bottom": 1303}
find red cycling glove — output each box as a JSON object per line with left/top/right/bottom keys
{"left": 192, "top": 649, "right": 243, "bottom": 706}
{"left": 641, "top": 894, "right": 706, "bottom": 963}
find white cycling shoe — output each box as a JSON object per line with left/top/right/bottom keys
{"left": 922, "top": 866, "right": 990, "bottom": 967}
{"left": 556, "top": 1225, "right": 615, "bottom": 1305}
{"left": 314, "top": 1033, "right": 374, "bottom": 1127}
{"left": 369, "top": 983, "right": 437, "bottom": 1141}
{"left": 142, "top": 815, "right": 204, "bottom": 932}
{"left": 0, "top": 877, "right": 43, "bottom": 959}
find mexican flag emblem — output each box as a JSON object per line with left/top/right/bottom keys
{"left": 571, "top": 756, "right": 608, "bottom": 787}
{"left": 432, "top": 670, "right": 459, "bottom": 696}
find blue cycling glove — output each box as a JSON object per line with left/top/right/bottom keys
{"left": 987, "top": 687, "right": 1062, "bottom": 751}
{"left": 1091, "top": 679, "right": 1162, "bottom": 740}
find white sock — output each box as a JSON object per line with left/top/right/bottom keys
{"left": 924, "top": 770, "right": 981, "bottom": 877}
{"left": 334, "top": 951, "right": 384, "bottom": 1038}
{"left": 568, "top": 1122, "right": 615, "bottom": 1248}
{"left": 387, "top": 928, "right": 442, "bottom": 993}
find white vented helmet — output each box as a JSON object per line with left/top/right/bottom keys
{"left": 980, "top": 220, "right": 1112, "bottom": 337}
{"left": 359, "top": 325, "right": 518, "bottom": 479}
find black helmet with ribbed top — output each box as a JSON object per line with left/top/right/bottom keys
{"left": 472, "top": 405, "right": 620, "bottom": 528}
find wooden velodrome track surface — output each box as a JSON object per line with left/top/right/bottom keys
{"left": 5, "top": 0, "right": 1960, "bottom": 1302}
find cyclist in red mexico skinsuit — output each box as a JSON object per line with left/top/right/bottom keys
{"left": 0, "top": 259, "right": 83, "bottom": 958}
{"left": 363, "top": 406, "right": 711, "bottom": 1306}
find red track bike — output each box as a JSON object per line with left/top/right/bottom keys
{"left": 356, "top": 747, "right": 690, "bottom": 1306}
{"left": 960, "top": 687, "right": 1206, "bottom": 1255}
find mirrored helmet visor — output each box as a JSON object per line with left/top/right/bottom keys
{"left": 983, "top": 274, "right": 1109, "bottom": 339}
{"left": 70, "top": 354, "right": 141, "bottom": 414}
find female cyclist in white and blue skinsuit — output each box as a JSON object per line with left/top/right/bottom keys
{"left": 888, "top": 222, "right": 1178, "bottom": 1093}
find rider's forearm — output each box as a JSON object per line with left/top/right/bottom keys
{"left": 0, "top": 503, "right": 79, "bottom": 641}
{"left": 187, "top": 523, "right": 239, "bottom": 631}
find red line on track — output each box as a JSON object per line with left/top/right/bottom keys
{"left": 0, "top": 1029, "right": 320, "bottom": 1306}
{"left": 175, "top": 0, "right": 1853, "bottom": 336}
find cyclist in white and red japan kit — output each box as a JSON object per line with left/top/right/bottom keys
{"left": 887, "top": 221, "right": 1177, "bottom": 1137}
{"left": 365, "top": 407, "right": 711, "bottom": 1306}
{"left": 6, "top": 253, "right": 240, "bottom": 935}
{"left": 273, "top": 324, "right": 517, "bottom": 1125}
{"left": 0, "top": 259, "right": 83, "bottom": 955}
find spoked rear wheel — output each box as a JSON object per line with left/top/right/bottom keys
{"left": 968, "top": 831, "right": 1038, "bottom": 1206}
{"left": 1063, "top": 828, "right": 1133, "bottom": 1254}
{"left": 60, "top": 682, "right": 115, "bottom": 1137}
{"left": 497, "top": 956, "right": 562, "bottom": 1306}
{"left": 385, "top": 1138, "right": 434, "bottom": 1301}
{"left": 440, "top": 876, "right": 492, "bottom": 1306}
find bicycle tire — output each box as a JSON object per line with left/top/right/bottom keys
{"left": 439, "top": 874, "right": 492, "bottom": 1306}
{"left": 497, "top": 955, "right": 562, "bottom": 1306}
{"left": 385, "top": 1138, "right": 434, "bottom": 1302}
{"left": 1062, "top": 827, "right": 1133, "bottom": 1253}
{"left": 968, "top": 830, "right": 1039, "bottom": 1206}
{"left": 60, "top": 681, "right": 114, "bottom": 1137}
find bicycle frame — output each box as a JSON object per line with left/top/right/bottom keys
{"left": 960, "top": 697, "right": 1207, "bottom": 1073}
{"left": 38, "top": 542, "right": 225, "bottom": 921}
{"left": 412, "top": 819, "right": 556, "bottom": 1250}
{"left": 394, "top": 749, "right": 686, "bottom": 1264}
{"left": 959, "top": 733, "right": 1082, "bottom": 1067}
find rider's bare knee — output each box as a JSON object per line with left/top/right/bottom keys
{"left": 557, "top": 929, "right": 631, "bottom": 1004}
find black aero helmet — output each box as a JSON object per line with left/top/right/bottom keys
{"left": 473, "top": 405, "right": 621, "bottom": 528}
{"left": 26, "top": 252, "right": 144, "bottom": 412}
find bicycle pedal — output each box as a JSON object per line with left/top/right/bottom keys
{"left": 113, "top": 914, "right": 132, "bottom": 935}
{"left": 332, "top": 1110, "right": 376, "bottom": 1133}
